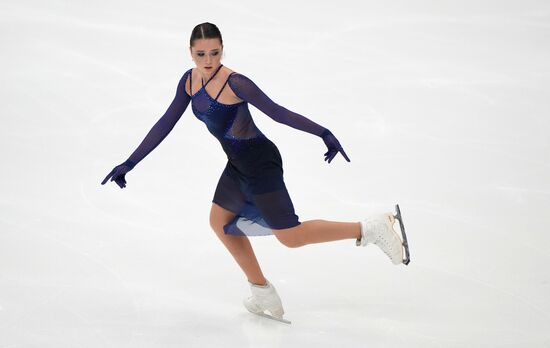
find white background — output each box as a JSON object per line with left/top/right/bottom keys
{"left": 1, "top": 0, "right": 549, "bottom": 346}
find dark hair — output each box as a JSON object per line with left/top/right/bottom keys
{"left": 189, "top": 22, "right": 223, "bottom": 47}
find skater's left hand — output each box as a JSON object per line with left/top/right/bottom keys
{"left": 101, "top": 160, "right": 135, "bottom": 189}
{"left": 321, "top": 129, "right": 350, "bottom": 163}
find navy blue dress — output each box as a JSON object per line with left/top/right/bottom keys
{"left": 120, "top": 64, "right": 331, "bottom": 237}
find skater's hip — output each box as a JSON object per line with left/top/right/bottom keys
{"left": 223, "top": 138, "right": 283, "bottom": 178}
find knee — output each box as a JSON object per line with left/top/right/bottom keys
{"left": 209, "top": 219, "right": 225, "bottom": 235}
{"left": 208, "top": 215, "right": 217, "bottom": 231}
{"left": 209, "top": 214, "right": 226, "bottom": 235}
{"left": 209, "top": 203, "right": 236, "bottom": 235}
{"left": 208, "top": 213, "right": 215, "bottom": 225}
{"left": 273, "top": 227, "right": 302, "bottom": 248}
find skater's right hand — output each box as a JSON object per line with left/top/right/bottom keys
{"left": 101, "top": 160, "right": 135, "bottom": 189}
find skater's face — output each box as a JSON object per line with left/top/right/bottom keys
{"left": 190, "top": 38, "right": 223, "bottom": 75}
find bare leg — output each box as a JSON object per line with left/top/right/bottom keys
{"left": 210, "top": 203, "right": 267, "bottom": 286}
{"left": 273, "top": 219, "right": 362, "bottom": 248}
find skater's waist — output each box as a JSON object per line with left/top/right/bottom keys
{"left": 220, "top": 135, "right": 276, "bottom": 159}
{"left": 222, "top": 133, "right": 269, "bottom": 144}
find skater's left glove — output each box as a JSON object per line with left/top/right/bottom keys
{"left": 321, "top": 129, "right": 350, "bottom": 163}
{"left": 101, "top": 159, "right": 135, "bottom": 189}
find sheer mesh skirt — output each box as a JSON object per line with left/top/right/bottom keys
{"left": 212, "top": 138, "right": 300, "bottom": 236}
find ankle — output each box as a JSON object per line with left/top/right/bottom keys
{"left": 249, "top": 278, "right": 268, "bottom": 287}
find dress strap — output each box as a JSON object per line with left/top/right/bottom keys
{"left": 201, "top": 64, "right": 224, "bottom": 88}
{"left": 214, "top": 72, "right": 236, "bottom": 101}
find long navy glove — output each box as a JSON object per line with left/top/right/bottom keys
{"left": 227, "top": 73, "right": 350, "bottom": 163}
{"left": 101, "top": 69, "right": 191, "bottom": 189}
{"left": 321, "top": 129, "right": 350, "bottom": 163}
{"left": 101, "top": 160, "right": 135, "bottom": 188}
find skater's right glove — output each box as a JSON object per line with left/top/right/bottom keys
{"left": 321, "top": 129, "right": 350, "bottom": 164}
{"left": 101, "top": 160, "right": 136, "bottom": 189}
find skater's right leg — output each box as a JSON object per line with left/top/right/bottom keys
{"left": 209, "top": 203, "right": 268, "bottom": 286}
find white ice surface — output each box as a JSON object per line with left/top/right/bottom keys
{"left": 1, "top": 0, "right": 550, "bottom": 347}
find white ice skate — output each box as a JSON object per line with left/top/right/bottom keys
{"left": 356, "top": 204, "right": 411, "bottom": 265}
{"left": 243, "top": 279, "right": 291, "bottom": 324}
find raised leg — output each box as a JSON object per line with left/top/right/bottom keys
{"left": 209, "top": 202, "right": 267, "bottom": 286}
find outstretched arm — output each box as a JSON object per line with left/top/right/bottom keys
{"left": 124, "top": 68, "right": 192, "bottom": 169}
{"left": 227, "top": 73, "right": 328, "bottom": 138}
{"left": 227, "top": 72, "right": 350, "bottom": 163}
{"left": 101, "top": 69, "right": 192, "bottom": 188}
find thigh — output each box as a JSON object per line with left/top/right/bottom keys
{"left": 212, "top": 162, "right": 247, "bottom": 215}
{"left": 209, "top": 202, "right": 237, "bottom": 232}
{"left": 249, "top": 187, "right": 300, "bottom": 230}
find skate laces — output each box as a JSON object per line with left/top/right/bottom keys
{"left": 366, "top": 215, "right": 395, "bottom": 258}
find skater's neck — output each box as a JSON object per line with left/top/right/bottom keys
{"left": 199, "top": 64, "right": 223, "bottom": 84}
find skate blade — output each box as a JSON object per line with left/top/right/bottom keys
{"left": 248, "top": 309, "right": 292, "bottom": 324}
{"left": 394, "top": 204, "right": 411, "bottom": 265}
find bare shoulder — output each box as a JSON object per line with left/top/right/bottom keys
{"left": 224, "top": 66, "right": 247, "bottom": 78}
{"left": 223, "top": 66, "right": 236, "bottom": 74}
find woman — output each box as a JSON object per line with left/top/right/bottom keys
{"left": 101, "top": 22, "right": 410, "bottom": 324}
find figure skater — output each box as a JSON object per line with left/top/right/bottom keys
{"left": 101, "top": 22, "right": 410, "bottom": 324}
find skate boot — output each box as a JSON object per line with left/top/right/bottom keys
{"left": 243, "top": 279, "right": 291, "bottom": 324}
{"left": 356, "top": 204, "right": 410, "bottom": 265}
